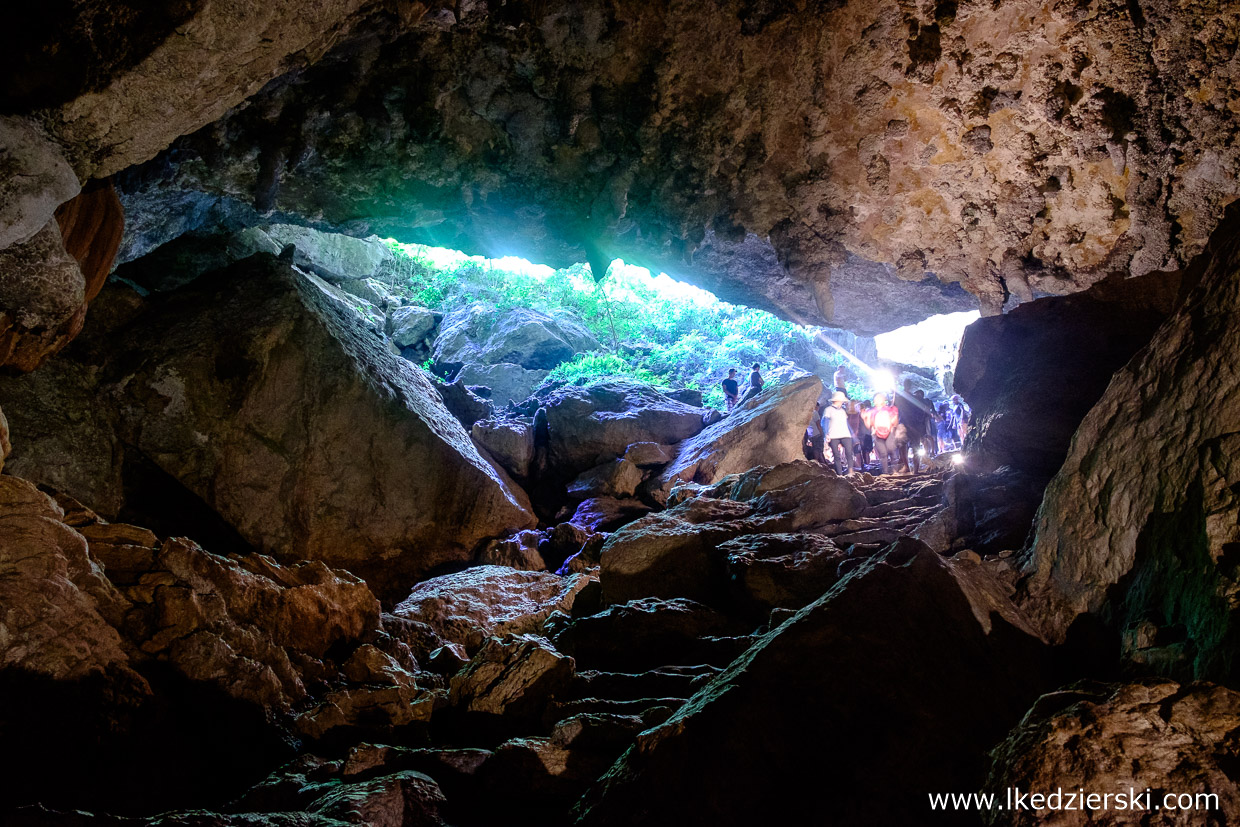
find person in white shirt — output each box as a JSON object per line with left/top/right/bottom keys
{"left": 822, "top": 391, "right": 854, "bottom": 475}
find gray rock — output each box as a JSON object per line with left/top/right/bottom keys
{"left": 622, "top": 442, "right": 674, "bottom": 468}
{"left": 0, "top": 116, "right": 80, "bottom": 250}
{"left": 567, "top": 459, "right": 644, "bottom": 500}
{"left": 456, "top": 362, "right": 548, "bottom": 406}
{"left": 261, "top": 224, "right": 396, "bottom": 284}
{"left": 660, "top": 376, "right": 823, "bottom": 490}
{"left": 392, "top": 566, "right": 593, "bottom": 654}
{"left": 388, "top": 305, "right": 442, "bottom": 348}
{"left": 434, "top": 304, "right": 600, "bottom": 372}
{"left": 472, "top": 417, "right": 536, "bottom": 478}
{"left": 543, "top": 380, "right": 707, "bottom": 473}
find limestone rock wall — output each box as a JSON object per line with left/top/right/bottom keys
{"left": 1018, "top": 204, "right": 1240, "bottom": 683}
{"left": 110, "top": 0, "right": 1240, "bottom": 332}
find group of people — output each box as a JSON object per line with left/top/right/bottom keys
{"left": 806, "top": 368, "right": 972, "bottom": 477}
{"left": 720, "top": 363, "right": 765, "bottom": 412}
{"left": 719, "top": 361, "right": 972, "bottom": 477}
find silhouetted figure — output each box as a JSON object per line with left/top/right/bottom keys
{"left": 738, "top": 362, "right": 764, "bottom": 405}
{"left": 721, "top": 368, "right": 740, "bottom": 413}
{"left": 862, "top": 393, "right": 900, "bottom": 475}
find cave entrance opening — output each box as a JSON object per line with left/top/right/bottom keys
{"left": 381, "top": 239, "right": 891, "bottom": 410}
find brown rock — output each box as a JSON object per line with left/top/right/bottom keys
{"left": 660, "top": 376, "right": 823, "bottom": 491}
{"left": 1018, "top": 206, "right": 1240, "bottom": 682}
{"left": 479, "top": 529, "right": 548, "bottom": 571}
{"left": 0, "top": 476, "right": 137, "bottom": 683}
{"left": 622, "top": 442, "right": 674, "bottom": 468}
{"left": 0, "top": 220, "right": 84, "bottom": 372}
{"left": 106, "top": 255, "right": 535, "bottom": 601}
{"left": 472, "top": 417, "right": 536, "bottom": 478}
{"left": 0, "top": 402, "right": 9, "bottom": 472}
{"left": 984, "top": 680, "right": 1240, "bottom": 826}
{"left": 392, "top": 566, "right": 593, "bottom": 654}
{"left": 449, "top": 634, "right": 575, "bottom": 721}
{"left": 576, "top": 542, "right": 1050, "bottom": 826}
{"left": 567, "top": 458, "right": 644, "bottom": 500}
{"left": 308, "top": 770, "right": 447, "bottom": 827}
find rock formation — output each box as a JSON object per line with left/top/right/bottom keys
{"left": 1017, "top": 205, "right": 1240, "bottom": 683}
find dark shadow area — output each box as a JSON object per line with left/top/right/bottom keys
{"left": 0, "top": 663, "right": 295, "bottom": 818}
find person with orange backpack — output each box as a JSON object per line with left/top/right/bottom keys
{"left": 862, "top": 392, "right": 900, "bottom": 475}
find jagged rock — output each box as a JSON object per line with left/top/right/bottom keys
{"left": 456, "top": 362, "right": 549, "bottom": 407}
{"left": 106, "top": 0, "right": 1240, "bottom": 333}
{"left": 598, "top": 498, "right": 759, "bottom": 607}
{"left": 471, "top": 417, "right": 535, "bottom": 479}
{"left": 0, "top": 357, "right": 126, "bottom": 516}
{"left": 0, "top": 115, "right": 80, "bottom": 250}
{"left": 485, "top": 713, "right": 646, "bottom": 803}
{"left": 720, "top": 533, "right": 847, "bottom": 616}
{"left": 956, "top": 268, "right": 1183, "bottom": 477}
{"left": 622, "top": 442, "right": 674, "bottom": 468}
{"left": 549, "top": 597, "right": 747, "bottom": 673}
{"left": 566, "top": 497, "right": 652, "bottom": 533}
{"left": 109, "top": 535, "right": 381, "bottom": 709}
{"left": 576, "top": 542, "right": 1051, "bottom": 826}
{"left": 664, "top": 388, "right": 704, "bottom": 407}
{"left": 567, "top": 459, "right": 644, "bottom": 500}
{"left": 307, "top": 770, "right": 447, "bottom": 827}
{"left": 543, "top": 380, "right": 706, "bottom": 473}
{"left": 0, "top": 221, "right": 84, "bottom": 371}
{"left": 449, "top": 633, "right": 574, "bottom": 721}
{"left": 541, "top": 522, "right": 598, "bottom": 571}
{"left": 0, "top": 476, "right": 138, "bottom": 683}
{"left": 984, "top": 680, "right": 1240, "bottom": 826}
{"left": 435, "top": 377, "right": 494, "bottom": 431}
{"left": 602, "top": 464, "right": 865, "bottom": 607}
{"left": 101, "top": 255, "right": 533, "bottom": 600}
{"left": 392, "top": 566, "right": 593, "bottom": 655}
{"left": 296, "top": 684, "right": 435, "bottom": 741}
{"left": 480, "top": 529, "right": 547, "bottom": 571}
{"left": 660, "top": 376, "right": 822, "bottom": 490}
{"left": 434, "top": 304, "right": 600, "bottom": 373}
{"left": 388, "top": 305, "right": 442, "bottom": 348}
{"left": 1018, "top": 209, "right": 1240, "bottom": 682}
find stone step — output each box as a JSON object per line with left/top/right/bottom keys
{"left": 568, "top": 666, "right": 718, "bottom": 702}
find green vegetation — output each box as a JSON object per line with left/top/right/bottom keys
{"left": 385, "top": 241, "right": 858, "bottom": 408}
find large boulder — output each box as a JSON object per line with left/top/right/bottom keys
{"left": 955, "top": 268, "right": 1184, "bottom": 478}
{"left": 542, "top": 380, "right": 707, "bottom": 474}
{"left": 435, "top": 304, "right": 600, "bottom": 373}
{"left": 659, "top": 376, "right": 822, "bottom": 490}
{"left": 392, "top": 566, "right": 593, "bottom": 654}
{"left": 104, "top": 255, "right": 534, "bottom": 601}
{"left": 449, "top": 633, "right": 575, "bottom": 722}
{"left": 457, "top": 362, "right": 549, "bottom": 406}
{"left": 471, "top": 417, "right": 536, "bottom": 479}
{"left": 984, "top": 680, "right": 1240, "bottom": 826}
{"left": 259, "top": 224, "right": 397, "bottom": 285}
{"left": 0, "top": 115, "right": 80, "bottom": 250}
{"left": 1017, "top": 208, "right": 1240, "bottom": 682}
{"left": 388, "top": 305, "right": 442, "bottom": 348}
{"left": 577, "top": 542, "right": 1051, "bottom": 826}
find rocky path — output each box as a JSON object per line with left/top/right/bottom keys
{"left": 7, "top": 458, "right": 1051, "bottom": 826}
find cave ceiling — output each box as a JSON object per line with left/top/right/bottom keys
{"left": 14, "top": 0, "right": 1240, "bottom": 335}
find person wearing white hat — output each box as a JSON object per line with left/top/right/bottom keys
{"left": 823, "top": 390, "right": 854, "bottom": 475}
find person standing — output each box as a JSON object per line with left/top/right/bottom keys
{"left": 894, "top": 379, "right": 929, "bottom": 475}
{"left": 948, "top": 394, "right": 971, "bottom": 445}
{"left": 823, "top": 391, "right": 854, "bottom": 475}
{"left": 833, "top": 364, "right": 851, "bottom": 395}
{"left": 805, "top": 401, "right": 827, "bottom": 464}
{"left": 739, "top": 362, "right": 764, "bottom": 405}
{"left": 721, "top": 368, "right": 740, "bottom": 413}
{"left": 862, "top": 393, "right": 900, "bottom": 475}
{"left": 854, "top": 399, "right": 874, "bottom": 470}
